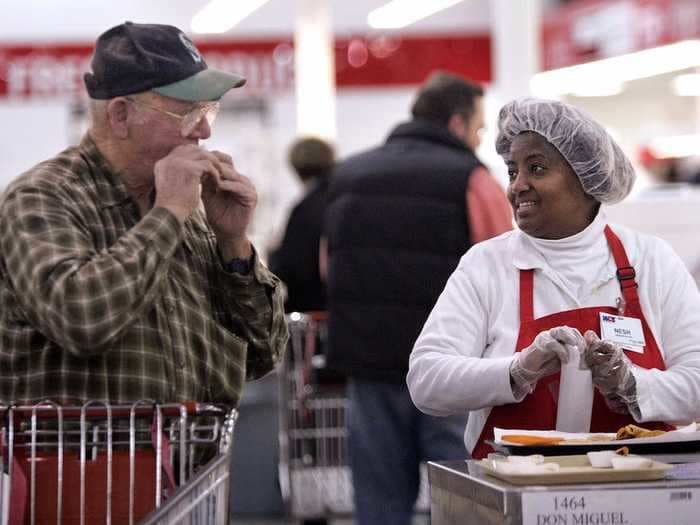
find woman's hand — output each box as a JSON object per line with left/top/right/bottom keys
{"left": 583, "top": 331, "right": 638, "bottom": 415}
{"left": 510, "top": 326, "right": 585, "bottom": 395}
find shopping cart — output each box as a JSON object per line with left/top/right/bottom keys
{"left": 278, "top": 312, "right": 429, "bottom": 522}
{"left": 0, "top": 400, "right": 237, "bottom": 525}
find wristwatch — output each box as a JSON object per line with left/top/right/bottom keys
{"left": 224, "top": 255, "right": 253, "bottom": 275}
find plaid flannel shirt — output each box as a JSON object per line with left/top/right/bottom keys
{"left": 0, "top": 135, "right": 288, "bottom": 407}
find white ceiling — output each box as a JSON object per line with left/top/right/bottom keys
{"left": 2, "top": 0, "right": 492, "bottom": 43}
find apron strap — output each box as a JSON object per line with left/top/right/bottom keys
{"left": 603, "top": 225, "right": 641, "bottom": 307}
{"left": 519, "top": 225, "right": 640, "bottom": 323}
{"left": 519, "top": 269, "right": 535, "bottom": 322}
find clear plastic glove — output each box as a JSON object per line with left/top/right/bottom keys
{"left": 583, "top": 330, "right": 639, "bottom": 415}
{"left": 510, "top": 326, "right": 585, "bottom": 395}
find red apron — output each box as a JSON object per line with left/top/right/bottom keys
{"left": 472, "top": 225, "right": 671, "bottom": 459}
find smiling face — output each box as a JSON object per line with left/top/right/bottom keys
{"left": 505, "top": 132, "right": 598, "bottom": 239}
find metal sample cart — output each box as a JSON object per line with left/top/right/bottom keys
{"left": 428, "top": 458, "right": 700, "bottom": 525}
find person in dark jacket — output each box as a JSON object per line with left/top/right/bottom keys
{"left": 269, "top": 137, "right": 335, "bottom": 313}
{"left": 323, "top": 71, "right": 512, "bottom": 525}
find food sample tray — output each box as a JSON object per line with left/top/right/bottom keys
{"left": 480, "top": 455, "right": 672, "bottom": 485}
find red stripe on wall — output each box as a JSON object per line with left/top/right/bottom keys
{"left": 0, "top": 33, "right": 491, "bottom": 98}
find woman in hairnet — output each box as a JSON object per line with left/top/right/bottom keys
{"left": 407, "top": 98, "right": 700, "bottom": 458}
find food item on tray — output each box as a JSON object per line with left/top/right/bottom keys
{"left": 493, "top": 459, "right": 560, "bottom": 475}
{"left": 587, "top": 450, "right": 616, "bottom": 468}
{"left": 500, "top": 423, "right": 667, "bottom": 447}
{"left": 615, "top": 424, "right": 667, "bottom": 440}
{"left": 500, "top": 434, "right": 564, "bottom": 446}
{"left": 587, "top": 446, "right": 631, "bottom": 468}
{"left": 560, "top": 434, "right": 615, "bottom": 445}
{"left": 611, "top": 455, "right": 653, "bottom": 470}
{"left": 506, "top": 454, "right": 545, "bottom": 465}
{"left": 501, "top": 433, "right": 614, "bottom": 446}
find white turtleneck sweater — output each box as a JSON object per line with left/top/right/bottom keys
{"left": 407, "top": 211, "right": 700, "bottom": 454}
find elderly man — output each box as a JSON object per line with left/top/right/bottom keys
{"left": 0, "top": 22, "right": 288, "bottom": 408}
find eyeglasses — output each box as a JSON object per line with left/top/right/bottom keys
{"left": 126, "top": 97, "right": 220, "bottom": 137}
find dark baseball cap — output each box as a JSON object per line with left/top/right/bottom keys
{"left": 84, "top": 21, "right": 246, "bottom": 101}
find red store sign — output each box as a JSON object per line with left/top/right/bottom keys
{"left": 542, "top": 0, "right": 700, "bottom": 70}
{"left": 0, "top": 34, "right": 491, "bottom": 100}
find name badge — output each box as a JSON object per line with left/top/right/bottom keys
{"left": 599, "top": 313, "right": 645, "bottom": 353}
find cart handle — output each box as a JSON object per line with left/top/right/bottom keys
{"left": 0, "top": 401, "right": 227, "bottom": 421}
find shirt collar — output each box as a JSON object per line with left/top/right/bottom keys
{"left": 79, "top": 134, "right": 131, "bottom": 208}
{"left": 510, "top": 210, "right": 608, "bottom": 270}
{"left": 387, "top": 119, "right": 472, "bottom": 153}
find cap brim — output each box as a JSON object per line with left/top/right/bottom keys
{"left": 153, "top": 68, "right": 246, "bottom": 102}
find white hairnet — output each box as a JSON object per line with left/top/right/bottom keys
{"left": 495, "top": 98, "right": 635, "bottom": 204}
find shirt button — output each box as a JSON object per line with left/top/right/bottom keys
{"left": 167, "top": 305, "right": 175, "bottom": 314}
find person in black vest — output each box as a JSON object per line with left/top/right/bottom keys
{"left": 323, "top": 71, "right": 512, "bottom": 525}
{"left": 269, "top": 137, "right": 334, "bottom": 313}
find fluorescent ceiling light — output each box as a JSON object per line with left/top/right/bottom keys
{"left": 368, "top": 0, "right": 463, "bottom": 29}
{"left": 192, "top": 0, "right": 270, "bottom": 34}
{"left": 649, "top": 134, "right": 700, "bottom": 159}
{"left": 532, "top": 40, "right": 700, "bottom": 97}
{"left": 571, "top": 80, "right": 625, "bottom": 98}
{"left": 672, "top": 73, "right": 700, "bottom": 96}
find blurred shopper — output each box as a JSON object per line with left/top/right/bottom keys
{"left": 408, "top": 98, "right": 700, "bottom": 459}
{"left": 269, "top": 137, "right": 335, "bottom": 313}
{"left": 638, "top": 146, "right": 700, "bottom": 188}
{"left": 0, "top": 22, "right": 288, "bottom": 407}
{"left": 324, "top": 71, "right": 512, "bottom": 524}
{"left": 638, "top": 145, "right": 683, "bottom": 185}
